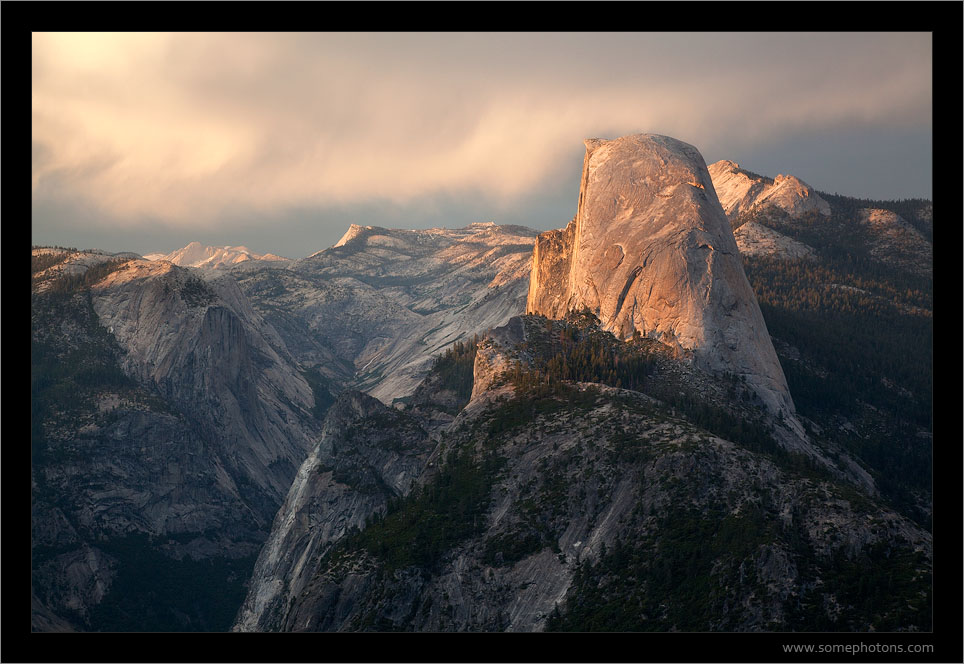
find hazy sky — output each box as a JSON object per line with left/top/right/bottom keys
{"left": 31, "top": 32, "right": 933, "bottom": 258}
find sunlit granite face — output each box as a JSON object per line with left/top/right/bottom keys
{"left": 527, "top": 134, "right": 794, "bottom": 418}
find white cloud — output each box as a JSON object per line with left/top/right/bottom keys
{"left": 32, "top": 32, "right": 931, "bottom": 230}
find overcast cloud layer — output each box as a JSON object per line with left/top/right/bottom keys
{"left": 32, "top": 32, "right": 932, "bottom": 257}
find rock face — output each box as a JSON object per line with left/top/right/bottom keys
{"left": 527, "top": 135, "right": 793, "bottom": 417}
{"left": 707, "top": 159, "right": 831, "bottom": 221}
{"left": 233, "top": 222, "right": 537, "bottom": 404}
{"left": 89, "top": 260, "right": 317, "bottom": 503}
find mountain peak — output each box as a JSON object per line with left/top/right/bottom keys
{"left": 708, "top": 160, "right": 831, "bottom": 220}
{"left": 332, "top": 224, "right": 374, "bottom": 248}
{"left": 155, "top": 242, "right": 289, "bottom": 269}
{"left": 527, "top": 133, "right": 794, "bottom": 418}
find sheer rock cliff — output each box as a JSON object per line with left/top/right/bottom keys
{"left": 526, "top": 134, "right": 794, "bottom": 419}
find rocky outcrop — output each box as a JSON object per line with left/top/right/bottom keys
{"left": 527, "top": 134, "right": 794, "bottom": 418}
{"left": 526, "top": 220, "right": 576, "bottom": 323}
{"left": 468, "top": 316, "right": 525, "bottom": 403}
{"left": 733, "top": 221, "right": 816, "bottom": 260}
{"left": 857, "top": 208, "right": 932, "bottom": 276}
{"left": 707, "top": 160, "right": 831, "bottom": 221}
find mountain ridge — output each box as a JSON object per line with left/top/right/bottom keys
{"left": 149, "top": 241, "right": 290, "bottom": 269}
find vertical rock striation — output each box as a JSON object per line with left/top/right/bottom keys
{"left": 527, "top": 134, "right": 794, "bottom": 417}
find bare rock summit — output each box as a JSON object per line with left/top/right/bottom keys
{"left": 156, "top": 241, "right": 290, "bottom": 270}
{"left": 857, "top": 208, "right": 932, "bottom": 276}
{"left": 707, "top": 159, "right": 831, "bottom": 221}
{"left": 733, "top": 221, "right": 816, "bottom": 260}
{"left": 527, "top": 134, "right": 794, "bottom": 417}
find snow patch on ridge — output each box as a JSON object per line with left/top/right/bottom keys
{"left": 155, "top": 242, "right": 290, "bottom": 270}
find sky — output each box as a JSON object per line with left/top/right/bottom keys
{"left": 31, "top": 32, "right": 933, "bottom": 259}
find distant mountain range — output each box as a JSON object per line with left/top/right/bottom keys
{"left": 143, "top": 241, "right": 289, "bottom": 269}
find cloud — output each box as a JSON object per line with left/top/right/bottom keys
{"left": 32, "top": 32, "right": 931, "bottom": 231}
